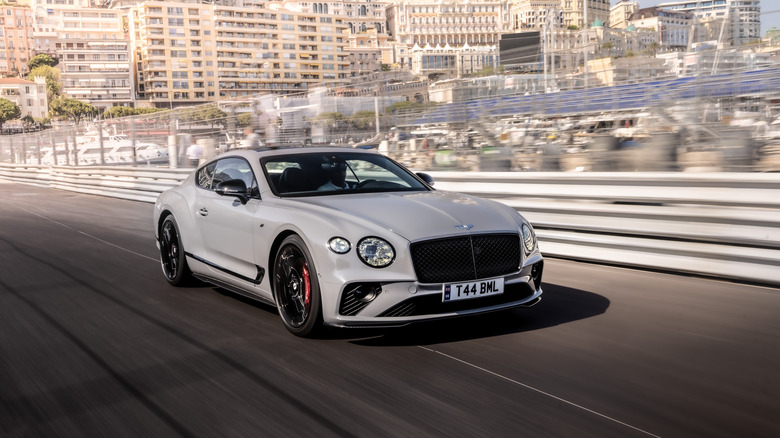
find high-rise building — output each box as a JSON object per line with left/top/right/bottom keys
{"left": 128, "top": 0, "right": 351, "bottom": 108}
{"left": 30, "top": 0, "right": 133, "bottom": 110}
{"left": 657, "top": 0, "right": 760, "bottom": 47}
{"left": 282, "top": 0, "right": 390, "bottom": 82}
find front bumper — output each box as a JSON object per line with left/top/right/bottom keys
{"left": 323, "top": 259, "right": 543, "bottom": 328}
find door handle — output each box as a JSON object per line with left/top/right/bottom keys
{"left": 198, "top": 208, "right": 208, "bottom": 217}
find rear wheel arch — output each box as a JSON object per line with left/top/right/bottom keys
{"left": 158, "top": 213, "right": 195, "bottom": 286}
{"left": 157, "top": 209, "right": 174, "bottom": 237}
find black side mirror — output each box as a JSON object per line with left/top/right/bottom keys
{"left": 416, "top": 172, "right": 434, "bottom": 187}
{"left": 215, "top": 179, "right": 249, "bottom": 204}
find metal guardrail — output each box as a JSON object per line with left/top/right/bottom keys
{"left": 2, "top": 164, "right": 778, "bottom": 286}
{"left": 0, "top": 163, "right": 191, "bottom": 204}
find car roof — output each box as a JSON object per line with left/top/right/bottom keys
{"left": 218, "top": 146, "right": 379, "bottom": 160}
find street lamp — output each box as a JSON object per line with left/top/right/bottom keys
{"left": 583, "top": 0, "right": 589, "bottom": 89}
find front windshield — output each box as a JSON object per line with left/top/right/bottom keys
{"left": 262, "top": 151, "right": 430, "bottom": 196}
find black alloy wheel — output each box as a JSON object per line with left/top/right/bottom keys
{"left": 273, "top": 235, "right": 322, "bottom": 337}
{"left": 159, "top": 215, "right": 193, "bottom": 286}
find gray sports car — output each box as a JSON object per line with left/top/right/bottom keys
{"left": 153, "top": 147, "right": 543, "bottom": 337}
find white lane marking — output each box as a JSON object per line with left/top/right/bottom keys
{"left": 419, "top": 346, "right": 661, "bottom": 438}
{"left": 11, "top": 204, "right": 158, "bottom": 262}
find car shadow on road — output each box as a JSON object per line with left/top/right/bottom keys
{"left": 346, "top": 283, "right": 609, "bottom": 346}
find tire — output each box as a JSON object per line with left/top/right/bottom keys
{"left": 273, "top": 235, "right": 323, "bottom": 337}
{"left": 159, "top": 214, "right": 194, "bottom": 286}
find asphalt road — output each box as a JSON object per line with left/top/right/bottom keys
{"left": 1, "top": 180, "right": 779, "bottom": 438}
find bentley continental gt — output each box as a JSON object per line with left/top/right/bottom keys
{"left": 154, "top": 147, "right": 543, "bottom": 337}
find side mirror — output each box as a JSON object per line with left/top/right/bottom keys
{"left": 215, "top": 179, "right": 249, "bottom": 204}
{"left": 416, "top": 172, "right": 434, "bottom": 187}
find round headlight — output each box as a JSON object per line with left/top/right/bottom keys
{"left": 357, "top": 237, "right": 395, "bottom": 268}
{"left": 522, "top": 224, "right": 536, "bottom": 254}
{"left": 328, "top": 237, "right": 351, "bottom": 254}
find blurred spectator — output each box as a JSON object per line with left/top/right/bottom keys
{"left": 243, "top": 127, "right": 261, "bottom": 148}
{"left": 186, "top": 142, "right": 203, "bottom": 167}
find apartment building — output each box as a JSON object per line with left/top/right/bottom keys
{"left": 559, "top": 0, "right": 609, "bottom": 30}
{"left": 628, "top": 7, "right": 693, "bottom": 50}
{"left": 510, "top": 0, "right": 561, "bottom": 31}
{"left": 345, "top": 27, "right": 383, "bottom": 79}
{"left": 0, "top": 5, "right": 36, "bottom": 77}
{"left": 658, "top": 0, "right": 760, "bottom": 47}
{"left": 32, "top": 2, "right": 57, "bottom": 57}
{"left": 609, "top": 0, "right": 639, "bottom": 30}
{"left": 0, "top": 76, "right": 48, "bottom": 118}
{"left": 282, "top": 0, "right": 388, "bottom": 35}
{"left": 410, "top": 42, "right": 498, "bottom": 79}
{"left": 128, "top": 0, "right": 351, "bottom": 108}
{"left": 30, "top": 0, "right": 133, "bottom": 110}
{"left": 386, "top": 0, "right": 513, "bottom": 48}
{"left": 283, "top": 0, "right": 390, "bottom": 82}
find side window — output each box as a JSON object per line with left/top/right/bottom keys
{"left": 196, "top": 161, "right": 216, "bottom": 189}
{"left": 212, "top": 157, "right": 258, "bottom": 196}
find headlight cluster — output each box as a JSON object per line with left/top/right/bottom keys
{"left": 522, "top": 224, "right": 536, "bottom": 254}
{"left": 327, "top": 236, "right": 395, "bottom": 268}
{"left": 357, "top": 237, "right": 395, "bottom": 267}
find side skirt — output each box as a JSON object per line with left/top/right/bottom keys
{"left": 186, "top": 252, "right": 265, "bottom": 284}
{"left": 191, "top": 272, "right": 276, "bottom": 307}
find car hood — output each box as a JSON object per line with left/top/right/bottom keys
{"left": 298, "top": 190, "right": 521, "bottom": 242}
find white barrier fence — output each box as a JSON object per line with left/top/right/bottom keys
{"left": 2, "top": 163, "right": 779, "bottom": 287}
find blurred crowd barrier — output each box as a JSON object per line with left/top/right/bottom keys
{"left": 2, "top": 66, "right": 780, "bottom": 173}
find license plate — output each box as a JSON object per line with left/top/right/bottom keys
{"left": 443, "top": 278, "right": 504, "bottom": 302}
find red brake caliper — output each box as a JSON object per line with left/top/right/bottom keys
{"left": 302, "top": 265, "right": 311, "bottom": 307}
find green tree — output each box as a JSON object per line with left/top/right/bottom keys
{"left": 50, "top": 97, "right": 97, "bottom": 126}
{"left": 385, "top": 100, "right": 439, "bottom": 116}
{"left": 643, "top": 42, "right": 661, "bottom": 57}
{"left": 28, "top": 54, "right": 59, "bottom": 71}
{"left": 34, "top": 116, "right": 51, "bottom": 128}
{"left": 21, "top": 115, "right": 37, "bottom": 132}
{"left": 102, "top": 106, "right": 162, "bottom": 119}
{"left": 311, "top": 111, "right": 345, "bottom": 127}
{"left": 236, "top": 112, "right": 254, "bottom": 128}
{"left": 348, "top": 110, "right": 376, "bottom": 129}
{"left": 180, "top": 105, "right": 228, "bottom": 129}
{"left": 103, "top": 106, "right": 135, "bottom": 119}
{"left": 27, "top": 66, "right": 61, "bottom": 103}
{"left": 135, "top": 107, "right": 164, "bottom": 115}
{"left": 0, "top": 98, "right": 21, "bottom": 133}
{"left": 601, "top": 42, "right": 615, "bottom": 58}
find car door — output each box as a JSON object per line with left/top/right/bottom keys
{"left": 195, "top": 157, "right": 262, "bottom": 284}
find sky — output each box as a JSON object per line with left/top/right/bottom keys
{"left": 617, "top": 0, "right": 780, "bottom": 36}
